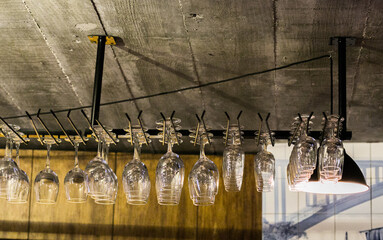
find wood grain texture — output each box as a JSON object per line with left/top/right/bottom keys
{"left": 0, "top": 150, "right": 261, "bottom": 239}
{"left": 197, "top": 154, "right": 262, "bottom": 240}
{"left": 28, "top": 150, "right": 114, "bottom": 240}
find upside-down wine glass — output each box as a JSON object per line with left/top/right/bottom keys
{"left": 222, "top": 124, "right": 244, "bottom": 192}
{"left": 287, "top": 115, "right": 316, "bottom": 191}
{"left": 94, "top": 140, "right": 118, "bottom": 205}
{"left": 295, "top": 119, "right": 317, "bottom": 178}
{"left": 64, "top": 139, "right": 88, "bottom": 203}
{"left": 34, "top": 138, "right": 60, "bottom": 204}
{"left": 85, "top": 126, "right": 117, "bottom": 205}
{"left": 188, "top": 133, "right": 219, "bottom": 206}
{"left": 123, "top": 133, "right": 151, "bottom": 205}
{"left": 0, "top": 129, "right": 20, "bottom": 199}
{"left": 155, "top": 117, "right": 184, "bottom": 205}
{"left": 254, "top": 133, "right": 275, "bottom": 192}
{"left": 7, "top": 139, "right": 30, "bottom": 204}
{"left": 319, "top": 115, "right": 344, "bottom": 184}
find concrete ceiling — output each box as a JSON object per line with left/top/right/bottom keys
{"left": 0, "top": 0, "right": 382, "bottom": 154}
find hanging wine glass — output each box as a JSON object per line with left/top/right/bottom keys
{"left": 64, "top": 138, "right": 88, "bottom": 203}
{"left": 222, "top": 124, "right": 244, "bottom": 192}
{"left": 85, "top": 125, "right": 117, "bottom": 205}
{"left": 254, "top": 132, "right": 275, "bottom": 192}
{"left": 0, "top": 126, "right": 20, "bottom": 199}
{"left": 188, "top": 129, "right": 219, "bottom": 206}
{"left": 155, "top": 117, "right": 184, "bottom": 205}
{"left": 287, "top": 114, "right": 316, "bottom": 191}
{"left": 295, "top": 123, "right": 317, "bottom": 177}
{"left": 94, "top": 139, "right": 118, "bottom": 205}
{"left": 7, "top": 138, "right": 30, "bottom": 204}
{"left": 34, "top": 137, "right": 60, "bottom": 204}
{"left": 123, "top": 128, "right": 151, "bottom": 205}
{"left": 319, "top": 115, "right": 344, "bottom": 184}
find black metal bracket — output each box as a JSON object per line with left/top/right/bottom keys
{"left": 330, "top": 36, "right": 356, "bottom": 140}
{"left": 89, "top": 35, "right": 115, "bottom": 126}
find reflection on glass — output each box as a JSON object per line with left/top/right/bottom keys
{"left": 156, "top": 142, "right": 184, "bottom": 205}
{"left": 64, "top": 141, "right": 88, "bottom": 203}
{"left": 123, "top": 141, "right": 151, "bottom": 205}
{"left": 254, "top": 133, "right": 275, "bottom": 192}
{"left": 319, "top": 115, "right": 344, "bottom": 184}
{"left": 222, "top": 125, "right": 244, "bottom": 192}
{"left": 188, "top": 137, "right": 219, "bottom": 206}
{"left": 7, "top": 141, "right": 29, "bottom": 204}
{"left": 34, "top": 139, "right": 59, "bottom": 204}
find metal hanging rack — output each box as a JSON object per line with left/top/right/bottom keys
{"left": 0, "top": 36, "right": 355, "bottom": 148}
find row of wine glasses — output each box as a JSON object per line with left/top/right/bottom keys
{"left": 0, "top": 125, "right": 31, "bottom": 204}
{"left": 287, "top": 114, "right": 345, "bottom": 192}
{"left": 86, "top": 125, "right": 118, "bottom": 205}
{"left": 287, "top": 115, "right": 317, "bottom": 191}
{"left": 0, "top": 117, "right": 276, "bottom": 206}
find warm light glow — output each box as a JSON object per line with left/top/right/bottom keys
{"left": 300, "top": 181, "right": 369, "bottom": 195}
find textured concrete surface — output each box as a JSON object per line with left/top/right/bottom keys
{"left": 0, "top": 0, "right": 382, "bottom": 153}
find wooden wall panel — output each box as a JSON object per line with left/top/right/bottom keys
{"left": 197, "top": 154, "right": 262, "bottom": 239}
{"left": 0, "top": 150, "right": 261, "bottom": 240}
{"left": 28, "top": 150, "right": 115, "bottom": 240}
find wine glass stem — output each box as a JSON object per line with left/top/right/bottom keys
{"left": 46, "top": 143, "right": 51, "bottom": 169}
{"left": 97, "top": 140, "right": 102, "bottom": 158}
{"left": 105, "top": 143, "right": 110, "bottom": 163}
{"left": 74, "top": 142, "right": 79, "bottom": 168}
{"left": 15, "top": 142, "right": 20, "bottom": 166}
{"left": 133, "top": 142, "right": 141, "bottom": 161}
{"left": 5, "top": 136, "right": 12, "bottom": 158}
{"left": 167, "top": 142, "right": 173, "bottom": 153}
{"left": 262, "top": 142, "right": 268, "bottom": 151}
{"left": 199, "top": 139, "right": 206, "bottom": 159}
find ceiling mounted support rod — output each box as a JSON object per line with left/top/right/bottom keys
{"left": 90, "top": 35, "right": 106, "bottom": 126}
{"left": 330, "top": 36, "right": 355, "bottom": 139}
{"left": 88, "top": 35, "right": 116, "bottom": 126}
{"left": 338, "top": 37, "right": 347, "bottom": 137}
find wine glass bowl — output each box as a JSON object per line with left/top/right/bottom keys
{"left": 0, "top": 157, "right": 20, "bottom": 199}
{"left": 64, "top": 167, "right": 88, "bottom": 203}
{"left": 222, "top": 124, "right": 245, "bottom": 192}
{"left": 7, "top": 140, "right": 30, "bottom": 204}
{"left": 34, "top": 168, "right": 59, "bottom": 204}
{"left": 155, "top": 117, "right": 185, "bottom": 205}
{"left": 34, "top": 138, "right": 60, "bottom": 204}
{"left": 85, "top": 126, "right": 118, "bottom": 205}
{"left": 123, "top": 158, "right": 151, "bottom": 205}
{"left": 319, "top": 115, "right": 344, "bottom": 184}
{"left": 188, "top": 128, "right": 219, "bottom": 206}
{"left": 188, "top": 155, "right": 219, "bottom": 206}
{"left": 85, "top": 155, "right": 113, "bottom": 200}
{"left": 223, "top": 145, "right": 244, "bottom": 192}
{"left": 0, "top": 126, "right": 22, "bottom": 200}
{"left": 156, "top": 150, "right": 184, "bottom": 205}
{"left": 254, "top": 133, "right": 275, "bottom": 192}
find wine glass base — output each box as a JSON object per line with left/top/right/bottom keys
{"left": 157, "top": 201, "right": 179, "bottom": 205}
{"left": 95, "top": 199, "right": 115, "bottom": 205}
{"left": 192, "top": 196, "right": 215, "bottom": 206}
{"left": 224, "top": 187, "right": 241, "bottom": 192}
{"left": 36, "top": 199, "right": 56, "bottom": 204}
{"left": 8, "top": 200, "right": 28, "bottom": 204}
{"left": 126, "top": 200, "right": 148, "bottom": 205}
{"left": 67, "top": 198, "right": 87, "bottom": 203}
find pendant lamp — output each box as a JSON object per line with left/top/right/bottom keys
{"left": 301, "top": 151, "right": 369, "bottom": 194}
